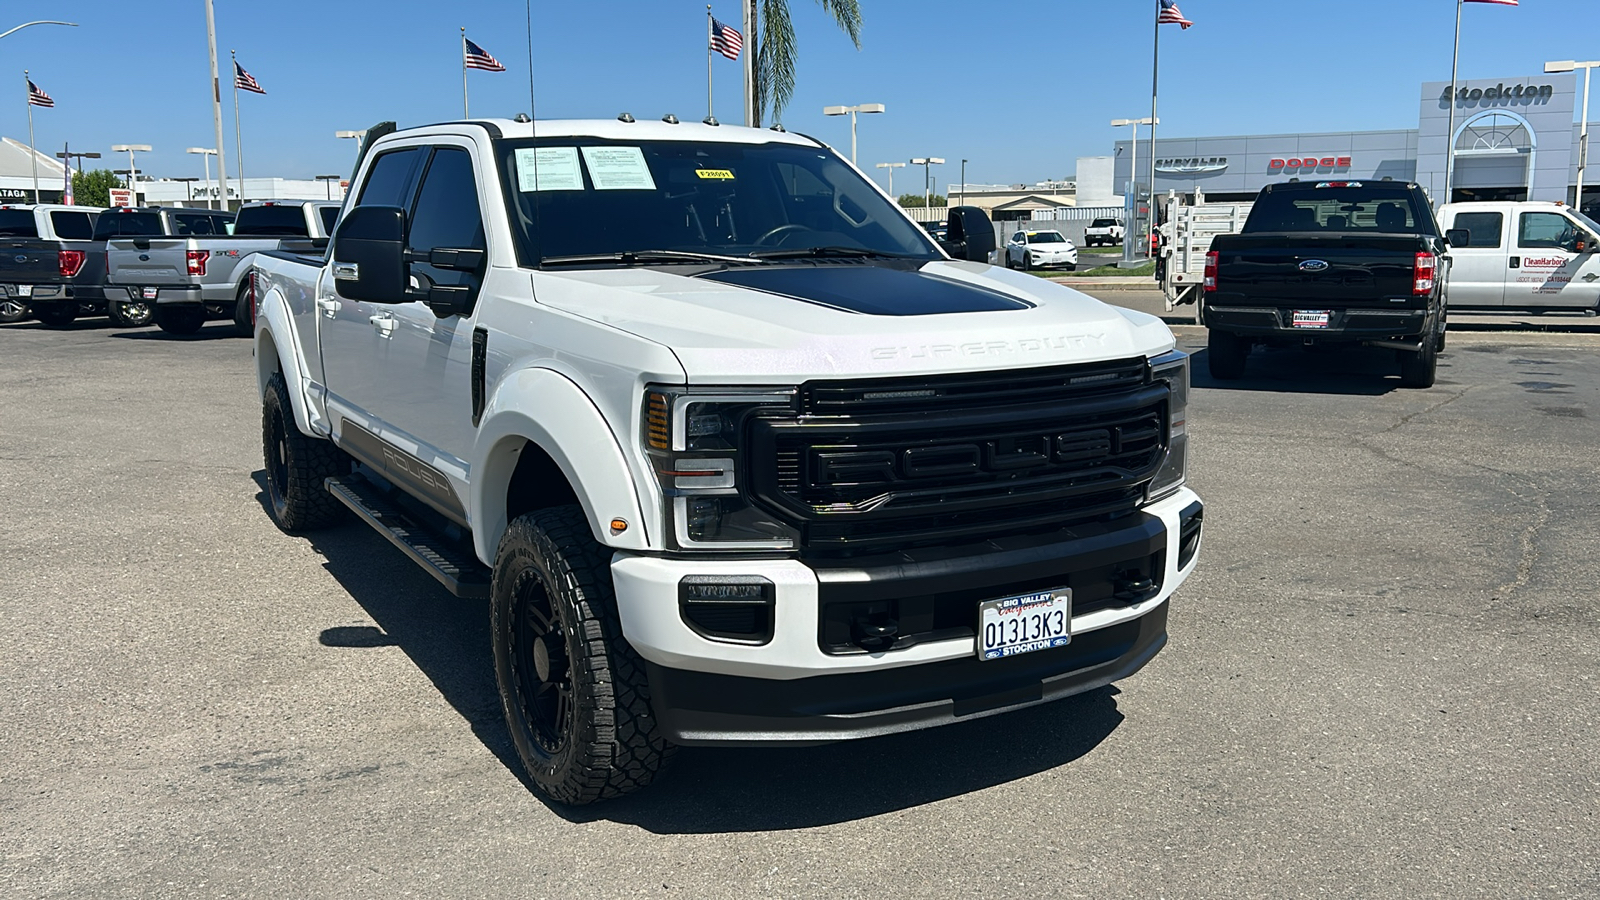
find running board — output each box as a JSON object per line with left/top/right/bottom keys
{"left": 325, "top": 474, "right": 492, "bottom": 599}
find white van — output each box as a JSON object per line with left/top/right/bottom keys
{"left": 1438, "top": 201, "right": 1600, "bottom": 314}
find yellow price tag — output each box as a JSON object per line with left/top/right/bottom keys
{"left": 695, "top": 169, "right": 735, "bottom": 180}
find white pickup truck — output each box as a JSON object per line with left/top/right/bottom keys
{"left": 1436, "top": 200, "right": 1600, "bottom": 315}
{"left": 251, "top": 117, "right": 1204, "bottom": 804}
{"left": 107, "top": 200, "right": 340, "bottom": 335}
{"left": 1083, "top": 217, "right": 1125, "bottom": 247}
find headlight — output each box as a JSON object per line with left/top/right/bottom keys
{"left": 643, "top": 386, "right": 801, "bottom": 551}
{"left": 1147, "top": 350, "right": 1189, "bottom": 501}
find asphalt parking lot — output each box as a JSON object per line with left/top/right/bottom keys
{"left": 3, "top": 314, "right": 1597, "bottom": 899}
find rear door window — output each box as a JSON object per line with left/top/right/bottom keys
{"left": 0, "top": 209, "right": 38, "bottom": 237}
{"left": 49, "top": 211, "right": 94, "bottom": 240}
{"left": 1450, "top": 211, "right": 1502, "bottom": 248}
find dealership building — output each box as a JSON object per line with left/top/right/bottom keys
{"left": 1114, "top": 73, "right": 1592, "bottom": 209}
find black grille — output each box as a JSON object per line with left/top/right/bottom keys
{"left": 748, "top": 361, "right": 1168, "bottom": 554}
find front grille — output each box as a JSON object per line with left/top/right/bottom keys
{"left": 748, "top": 360, "right": 1168, "bottom": 554}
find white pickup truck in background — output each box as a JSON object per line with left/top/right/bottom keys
{"left": 1083, "top": 217, "right": 1125, "bottom": 247}
{"left": 1437, "top": 200, "right": 1600, "bottom": 315}
{"left": 107, "top": 200, "right": 340, "bottom": 335}
{"left": 250, "top": 118, "right": 1203, "bottom": 804}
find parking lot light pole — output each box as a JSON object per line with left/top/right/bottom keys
{"left": 874, "top": 161, "right": 904, "bottom": 195}
{"left": 1112, "top": 117, "right": 1157, "bottom": 266}
{"left": 336, "top": 130, "right": 366, "bottom": 166}
{"left": 187, "top": 148, "right": 219, "bottom": 209}
{"left": 959, "top": 159, "right": 967, "bottom": 208}
{"left": 910, "top": 157, "right": 943, "bottom": 213}
{"left": 1546, "top": 60, "right": 1598, "bottom": 212}
{"left": 111, "top": 144, "right": 152, "bottom": 206}
{"left": 315, "top": 174, "right": 342, "bottom": 200}
{"left": 823, "top": 103, "right": 885, "bottom": 165}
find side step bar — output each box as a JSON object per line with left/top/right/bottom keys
{"left": 325, "top": 474, "right": 492, "bottom": 599}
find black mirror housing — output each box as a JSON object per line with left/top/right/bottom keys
{"left": 945, "top": 206, "right": 997, "bottom": 262}
{"left": 332, "top": 205, "right": 408, "bottom": 302}
{"left": 1444, "top": 228, "right": 1470, "bottom": 248}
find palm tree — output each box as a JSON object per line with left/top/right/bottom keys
{"left": 750, "top": 0, "right": 862, "bottom": 126}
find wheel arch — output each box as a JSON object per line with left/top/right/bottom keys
{"left": 254, "top": 283, "right": 316, "bottom": 437}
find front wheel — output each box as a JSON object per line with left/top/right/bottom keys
{"left": 1207, "top": 328, "right": 1250, "bottom": 379}
{"left": 108, "top": 299, "right": 154, "bottom": 328}
{"left": 0, "top": 298, "right": 29, "bottom": 323}
{"left": 153, "top": 306, "right": 206, "bottom": 336}
{"left": 492, "top": 506, "right": 673, "bottom": 805}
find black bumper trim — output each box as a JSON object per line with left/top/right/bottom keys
{"left": 646, "top": 600, "right": 1168, "bottom": 746}
{"left": 1205, "top": 305, "right": 1428, "bottom": 338}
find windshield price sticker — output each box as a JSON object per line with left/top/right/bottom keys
{"left": 581, "top": 146, "right": 657, "bottom": 191}
{"left": 514, "top": 147, "right": 583, "bottom": 192}
{"left": 1292, "top": 310, "right": 1332, "bottom": 329}
{"left": 978, "top": 588, "right": 1072, "bottom": 660}
{"left": 695, "top": 168, "right": 735, "bottom": 180}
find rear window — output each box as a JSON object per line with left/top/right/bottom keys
{"left": 94, "top": 212, "right": 164, "bottom": 237}
{"left": 0, "top": 209, "right": 38, "bottom": 237}
{"left": 1091, "top": 218, "right": 1118, "bottom": 228}
{"left": 1243, "top": 185, "right": 1435, "bottom": 236}
{"left": 173, "top": 213, "right": 233, "bottom": 236}
{"left": 50, "top": 211, "right": 95, "bottom": 240}
{"left": 235, "top": 205, "right": 311, "bottom": 237}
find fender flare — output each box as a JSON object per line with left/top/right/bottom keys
{"left": 471, "top": 367, "right": 652, "bottom": 560}
{"left": 254, "top": 284, "right": 318, "bottom": 437}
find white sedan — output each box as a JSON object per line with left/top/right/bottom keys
{"left": 1004, "top": 230, "right": 1078, "bottom": 271}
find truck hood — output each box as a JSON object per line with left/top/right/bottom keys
{"left": 533, "top": 260, "right": 1173, "bottom": 383}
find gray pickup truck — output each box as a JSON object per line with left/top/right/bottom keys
{"left": 107, "top": 200, "right": 340, "bottom": 335}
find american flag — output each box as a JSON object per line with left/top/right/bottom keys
{"left": 234, "top": 61, "right": 266, "bottom": 95}
{"left": 27, "top": 80, "right": 53, "bottom": 108}
{"left": 711, "top": 17, "right": 743, "bottom": 61}
{"left": 1158, "top": 0, "right": 1194, "bottom": 28}
{"left": 464, "top": 38, "right": 506, "bottom": 72}
{"left": 1464, "top": 0, "right": 1517, "bottom": 4}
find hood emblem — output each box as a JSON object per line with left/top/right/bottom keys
{"left": 1299, "top": 259, "right": 1330, "bottom": 272}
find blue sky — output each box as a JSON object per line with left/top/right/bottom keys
{"left": 4, "top": 0, "right": 1592, "bottom": 192}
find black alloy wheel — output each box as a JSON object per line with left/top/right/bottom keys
{"left": 109, "top": 299, "right": 153, "bottom": 328}
{"left": 510, "top": 566, "right": 575, "bottom": 757}
{"left": 261, "top": 372, "right": 349, "bottom": 532}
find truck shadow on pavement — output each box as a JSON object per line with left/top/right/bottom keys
{"left": 1189, "top": 345, "right": 1433, "bottom": 396}
{"left": 252, "top": 472, "right": 1129, "bottom": 831}
{"left": 111, "top": 323, "right": 244, "bottom": 341}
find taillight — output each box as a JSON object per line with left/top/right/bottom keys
{"left": 58, "top": 249, "right": 86, "bottom": 277}
{"left": 1413, "top": 252, "right": 1437, "bottom": 296}
{"left": 1204, "top": 250, "right": 1218, "bottom": 292}
{"left": 186, "top": 249, "right": 209, "bottom": 276}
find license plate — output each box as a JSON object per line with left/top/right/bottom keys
{"left": 141, "top": 287, "right": 159, "bottom": 300}
{"left": 978, "top": 588, "right": 1072, "bottom": 660}
{"left": 1291, "top": 310, "right": 1330, "bottom": 328}
{"left": 16, "top": 284, "right": 32, "bottom": 298}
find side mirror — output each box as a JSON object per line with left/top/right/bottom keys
{"left": 1445, "top": 228, "right": 1470, "bottom": 248}
{"left": 942, "top": 205, "right": 996, "bottom": 262}
{"left": 331, "top": 205, "right": 407, "bottom": 302}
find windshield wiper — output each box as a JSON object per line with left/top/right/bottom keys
{"left": 746, "top": 245, "right": 922, "bottom": 260}
{"left": 540, "top": 249, "right": 756, "bottom": 267}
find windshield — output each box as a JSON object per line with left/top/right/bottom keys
{"left": 493, "top": 137, "right": 941, "bottom": 266}
{"left": 1028, "top": 232, "right": 1066, "bottom": 244}
{"left": 1572, "top": 209, "right": 1600, "bottom": 235}
{"left": 0, "top": 209, "right": 37, "bottom": 237}
{"left": 1244, "top": 185, "right": 1436, "bottom": 236}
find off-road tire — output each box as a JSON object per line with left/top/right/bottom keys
{"left": 108, "top": 299, "right": 154, "bottom": 328}
{"left": 232, "top": 282, "right": 254, "bottom": 338}
{"left": 154, "top": 306, "right": 206, "bottom": 336}
{"left": 492, "top": 506, "right": 674, "bottom": 805}
{"left": 1398, "top": 335, "right": 1439, "bottom": 389}
{"left": 262, "top": 372, "right": 350, "bottom": 533}
{"left": 1207, "top": 328, "right": 1250, "bottom": 380}
{"left": 33, "top": 304, "right": 76, "bottom": 327}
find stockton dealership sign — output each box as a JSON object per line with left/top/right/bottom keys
{"left": 1440, "top": 82, "right": 1554, "bottom": 104}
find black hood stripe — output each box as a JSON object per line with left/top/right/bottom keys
{"left": 698, "top": 264, "right": 1032, "bottom": 316}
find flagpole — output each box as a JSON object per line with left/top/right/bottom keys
{"left": 1148, "top": 3, "right": 1160, "bottom": 260}
{"left": 25, "top": 70, "right": 38, "bottom": 204}
{"left": 1445, "top": 0, "right": 1462, "bottom": 204}
{"left": 204, "top": 0, "right": 230, "bottom": 211}
{"left": 232, "top": 50, "right": 245, "bottom": 200}
{"left": 462, "top": 28, "right": 470, "bottom": 118}
{"left": 742, "top": 0, "right": 755, "bottom": 126}
{"left": 707, "top": 6, "right": 714, "bottom": 121}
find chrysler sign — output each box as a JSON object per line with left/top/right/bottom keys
{"left": 1155, "top": 157, "right": 1227, "bottom": 174}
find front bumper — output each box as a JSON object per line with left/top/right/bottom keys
{"left": 1204, "top": 304, "right": 1430, "bottom": 339}
{"left": 611, "top": 487, "right": 1202, "bottom": 744}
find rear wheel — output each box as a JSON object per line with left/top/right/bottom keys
{"left": 262, "top": 372, "right": 350, "bottom": 532}
{"left": 1398, "top": 332, "right": 1439, "bottom": 389}
{"left": 1207, "top": 328, "right": 1250, "bottom": 379}
{"left": 232, "top": 282, "right": 254, "bottom": 337}
{"left": 0, "top": 298, "right": 28, "bottom": 323}
{"left": 108, "top": 299, "right": 153, "bottom": 328}
{"left": 154, "top": 306, "right": 206, "bottom": 336}
{"left": 33, "top": 304, "right": 76, "bottom": 327}
{"left": 492, "top": 506, "right": 673, "bottom": 805}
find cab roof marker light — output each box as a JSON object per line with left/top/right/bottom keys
{"left": 1315, "top": 181, "right": 1362, "bottom": 189}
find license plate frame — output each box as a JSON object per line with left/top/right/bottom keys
{"left": 977, "top": 587, "right": 1072, "bottom": 661}
{"left": 141, "top": 287, "right": 159, "bottom": 300}
{"left": 15, "top": 283, "right": 32, "bottom": 298}
{"left": 1291, "top": 309, "right": 1331, "bottom": 329}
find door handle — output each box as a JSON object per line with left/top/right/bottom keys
{"left": 369, "top": 313, "right": 397, "bottom": 337}
{"left": 1508, "top": 257, "right": 1520, "bottom": 269}
{"left": 316, "top": 296, "right": 341, "bottom": 317}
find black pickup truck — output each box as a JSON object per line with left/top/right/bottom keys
{"left": 1202, "top": 180, "right": 1464, "bottom": 388}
